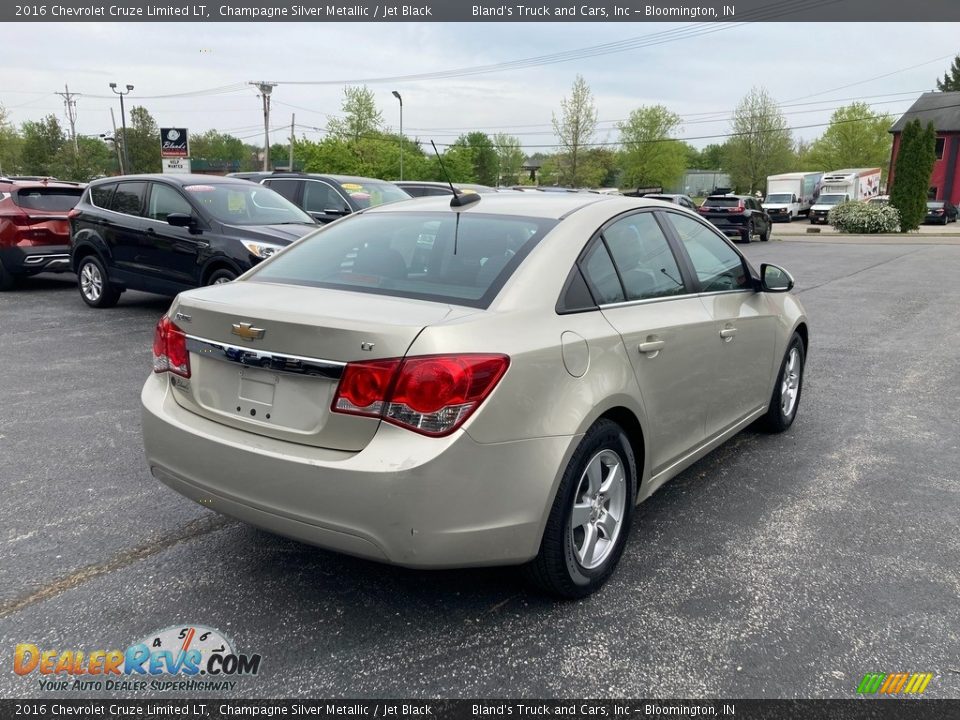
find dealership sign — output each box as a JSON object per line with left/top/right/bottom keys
{"left": 160, "top": 127, "right": 189, "bottom": 158}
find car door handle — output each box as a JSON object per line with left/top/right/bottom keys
{"left": 719, "top": 327, "right": 738, "bottom": 341}
{"left": 638, "top": 339, "right": 665, "bottom": 354}
{"left": 145, "top": 227, "right": 156, "bottom": 236}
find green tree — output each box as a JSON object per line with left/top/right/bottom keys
{"left": 552, "top": 75, "right": 598, "bottom": 187}
{"left": 493, "top": 133, "right": 524, "bottom": 186}
{"left": 804, "top": 103, "right": 892, "bottom": 175}
{"left": 936, "top": 54, "right": 960, "bottom": 92}
{"left": 50, "top": 136, "right": 117, "bottom": 181}
{"left": 328, "top": 86, "right": 384, "bottom": 142}
{"left": 190, "top": 130, "right": 247, "bottom": 168}
{"left": 451, "top": 132, "right": 498, "bottom": 186}
{"left": 890, "top": 120, "right": 937, "bottom": 231}
{"left": 617, "top": 105, "right": 687, "bottom": 190}
{"left": 20, "top": 115, "right": 66, "bottom": 176}
{"left": 724, "top": 87, "right": 793, "bottom": 193}
{"left": 0, "top": 105, "right": 22, "bottom": 175}
{"left": 121, "top": 106, "right": 161, "bottom": 174}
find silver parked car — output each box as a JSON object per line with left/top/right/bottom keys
{"left": 142, "top": 193, "right": 808, "bottom": 597}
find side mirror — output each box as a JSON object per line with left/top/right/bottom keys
{"left": 166, "top": 213, "right": 194, "bottom": 228}
{"left": 761, "top": 263, "right": 794, "bottom": 292}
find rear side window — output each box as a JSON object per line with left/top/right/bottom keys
{"left": 263, "top": 179, "right": 300, "bottom": 203}
{"left": 90, "top": 183, "right": 117, "bottom": 209}
{"left": 110, "top": 182, "right": 146, "bottom": 217}
{"left": 580, "top": 239, "right": 624, "bottom": 305}
{"left": 250, "top": 211, "right": 555, "bottom": 309}
{"left": 14, "top": 187, "right": 83, "bottom": 211}
{"left": 602, "top": 213, "right": 687, "bottom": 301}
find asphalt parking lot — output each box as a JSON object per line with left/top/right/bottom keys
{"left": 1, "top": 238, "right": 958, "bottom": 699}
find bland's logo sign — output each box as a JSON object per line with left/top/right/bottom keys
{"left": 160, "top": 127, "right": 189, "bottom": 158}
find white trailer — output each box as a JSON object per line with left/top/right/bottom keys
{"left": 808, "top": 168, "right": 882, "bottom": 224}
{"left": 763, "top": 171, "right": 824, "bottom": 221}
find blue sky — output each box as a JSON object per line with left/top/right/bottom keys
{"left": 1, "top": 22, "right": 957, "bottom": 151}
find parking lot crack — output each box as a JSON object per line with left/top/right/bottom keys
{"left": 0, "top": 514, "right": 235, "bottom": 619}
{"left": 796, "top": 246, "right": 930, "bottom": 294}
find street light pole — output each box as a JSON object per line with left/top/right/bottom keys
{"left": 109, "top": 82, "right": 134, "bottom": 174}
{"left": 392, "top": 91, "right": 403, "bottom": 181}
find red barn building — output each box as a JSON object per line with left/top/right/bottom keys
{"left": 889, "top": 91, "right": 960, "bottom": 204}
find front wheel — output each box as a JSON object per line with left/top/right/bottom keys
{"left": 761, "top": 333, "right": 805, "bottom": 433}
{"left": 525, "top": 419, "right": 637, "bottom": 598}
{"left": 77, "top": 255, "right": 121, "bottom": 308}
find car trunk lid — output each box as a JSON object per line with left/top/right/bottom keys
{"left": 166, "top": 281, "right": 478, "bottom": 451}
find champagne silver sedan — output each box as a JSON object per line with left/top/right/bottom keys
{"left": 142, "top": 192, "right": 808, "bottom": 597}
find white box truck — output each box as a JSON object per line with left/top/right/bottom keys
{"left": 808, "top": 168, "right": 882, "bottom": 225}
{"left": 763, "top": 171, "right": 824, "bottom": 221}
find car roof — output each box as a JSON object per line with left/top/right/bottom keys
{"left": 87, "top": 173, "right": 256, "bottom": 187}
{"left": 267, "top": 172, "right": 394, "bottom": 184}
{"left": 706, "top": 194, "right": 752, "bottom": 200}
{"left": 363, "top": 191, "right": 677, "bottom": 220}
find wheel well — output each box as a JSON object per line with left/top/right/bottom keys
{"left": 71, "top": 244, "right": 99, "bottom": 272}
{"left": 599, "top": 406, "right": 645, "bottom": 486}
{"left": 202, "top": 261, "right": 238, "bottom": 285}
{"left": 795, "top": 322, "right": 809, "bottom": 355}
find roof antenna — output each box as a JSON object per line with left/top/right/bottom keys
{"left": 431, "top": 140, "right": 481, "bottom": 209}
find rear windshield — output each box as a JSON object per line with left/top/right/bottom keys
{"left": 703, "top": 197, "right": 742, "bottom": 207}
{"left": 249, "top": 211, "right": 557, "bottom": 308}
{"left": 14, "top": 187, "right": 83, "bottom": 211}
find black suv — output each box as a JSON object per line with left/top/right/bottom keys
{"left": 697, "top": 194, "right": 771, "bottom": 243}
{"left": 69, "top": 174, "right": 317, "bottom": 308}
{"left": 260, "top": 173, "right": 411, "bottom": 224}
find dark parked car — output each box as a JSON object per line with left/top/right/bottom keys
{"left": 260, "top": 173, "right": 410, "bottom": 224}
{"left": 69, "top": 174, "right": 317, "bottom": 308}
{"left": 0, "top": 179, "right": 85, "bottom": 290}
{"left": 226, "top": 171, "right": 274, "bottom": 183}
{"left": 394, "top": 180, "right": 495, "bottom": 197}
{"left": 924, "top": 200, "right": 958, "bottom": 225}
{"left": 698, "top": 194, "right": 771, "bottom": 242}
{"left": 641, "top": 193, "right": 699, "bottom": 211}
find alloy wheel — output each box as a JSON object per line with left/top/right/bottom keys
{"left": 780, "top": 347, "right": 801, "bottom": 417}
{"left": 80, "top": 263, "right": 103, "bottom": 302}
{"left": 569, "top": 449, "right": 627, "bottom": 570}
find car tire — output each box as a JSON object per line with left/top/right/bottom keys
{"left": 77, "top": 255, "right": 121, "bottom": 308}
{"left": 0, "top": 259, "right": 19, "bottom": 291}
{"left": 741, "top": 221, "right": 754, "bottom": 243}
{"left": 207, "top": 268, "right": 237, "bottom": 285}
{"left": 760, "top": 333, "right": 805, "bottom": 433}
{"left": 525, "top": 419, "right": 637, "bottom": 599}
{"left": 760, "top": 223, "right": 771, "bottom": 241}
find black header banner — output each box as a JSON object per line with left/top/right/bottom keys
{"left": 5, "top": 0, "right": 960, "bottom": 22}
{"left": 3, "top": 700, "right": 959, "bottom": 719}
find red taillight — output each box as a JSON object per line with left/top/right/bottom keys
{"left": 332, "top": 354, "right": 509, "bottom": 436}
{"left": 152, "top": 316, "right": 190, "bottom": 378}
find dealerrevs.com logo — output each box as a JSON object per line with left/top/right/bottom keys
{"left": 14, "top": 624, "right": 261, "bottom": 692}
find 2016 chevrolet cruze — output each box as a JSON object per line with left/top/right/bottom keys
{"left": 141, "top": 192, "right": 808, "bottom": 598}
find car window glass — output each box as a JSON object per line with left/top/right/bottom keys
{"left": 602, "top": 213, "right": 686, "bottom": 301}
{"left": 147, "top": 183, "right": 193, "bottom": 222}
{"left": 90, "top": 183, "right": 117, "bottom": 208}
{"left": 249, "top": 211, "right": 553, "bottom": 309}
{"left": 264, "top": 179, "right": 300, "bottom": 203}
{"left": 303, "top": 182, "right": 346, "bottom": 213}
{"left": 579, "top": 239, "right": 624, "bottom": 304}
{"left": 667, "top": 213, "right": 751, "bottom": 293}
{"left": 110, "top": 182, "right": 146, "bottom": 216}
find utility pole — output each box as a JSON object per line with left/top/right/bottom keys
{"left": 56, "top": 84, "right": 80, "bottom": 155}
{"left": 251, "top": 81, "right": 277, "bottom": 171}
{"left": 289, "top": 113, "right": 295, "bottom": 171}
{"left": 109, "top": 82, "right": 134, "bottom": 174}
{"left": 109, "top": 108, "right": 124, "bottom": 174}
{"left": 392, "top": 91, "right": 403, "bottom": 181}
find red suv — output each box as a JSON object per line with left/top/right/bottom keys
{"left": 0, "top": 178, "right": 85, "bottom": 290}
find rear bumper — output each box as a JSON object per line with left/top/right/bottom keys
{"left": 141, "top": 373, "right": 574, "bottom": 568}
{"left": 707, "top": 219, "right": 749, "bottom": 236}
{"left": 0, "top": 244, "right": 72, "bottom": 274}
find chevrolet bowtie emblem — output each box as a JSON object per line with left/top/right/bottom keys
{"left": 231, "top": 322, "right": 265, "bottom": 341}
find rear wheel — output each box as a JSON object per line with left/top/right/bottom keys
{"left": 761, "top": 333, "right": 805, "bottom": 433}
{"left": 77, "top": 255, "right": 121, "bottom": 308}
{"left": 741, "top": 221, "right": 754, "bottom": 243}
{"left": 525, "top": 419, "right": 637, "bottom": 598}
{"left": 760, "top": 222, "right": 771, "bottom": 241}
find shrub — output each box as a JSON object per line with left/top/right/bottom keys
{"left": 829, "top": 201, "right": 901, "bottom": 233}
